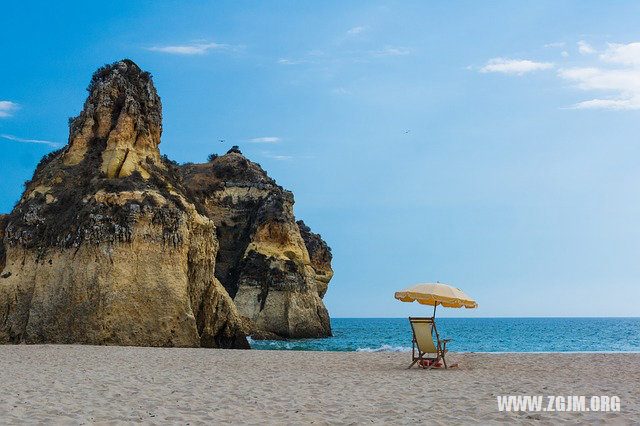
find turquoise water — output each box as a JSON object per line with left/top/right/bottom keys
{"left": 249, "top": 318, "right": 640, "bottom": 352}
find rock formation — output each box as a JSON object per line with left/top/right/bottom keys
{"left": 181, "top": 154, "right": 334, "bottom": 339}
{"left": 0, "top": 215, "right": 6, "bottom": 275}
{"left": 0, "top": 60, "right": 333, "bottom": 347}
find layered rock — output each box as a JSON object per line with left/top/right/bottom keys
{"left": 181, "top": 153, "right": 333, "bottom": 339}
{"left": 64, "top": 60, "right": 163, "bottom": 178}
{"left": 0, "top": 60, "right": 333, "bottom": 348}
{"left": 0, "top": 59, "right": 334, "bottom": 345}
{"left": 0, "top": 60, "right": 248, "bottom": 348}
{"left": 297, "top": 220, "right": 333, "bottom": 299}
{"left": 0, "top": 215, "right": 6, "bottom": 275}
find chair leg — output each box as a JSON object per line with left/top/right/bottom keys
{"left": 427, "top": 355, "right": 437, "bottom": 370}
{"left": 426, "top": 354, "right": 446, "bottom": 370}
{"left": 408, "top": 359, "right": 418, "bottom": 369}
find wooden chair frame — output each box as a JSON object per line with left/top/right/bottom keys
{"left": 407, "top": 317, "right": 451, "bottom": 369}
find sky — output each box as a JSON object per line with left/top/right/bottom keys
{"left": 1, "top": 1, "right": 640, "bottom": 318}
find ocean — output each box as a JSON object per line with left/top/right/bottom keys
{"left": 249, "top": 317, "right": 640, "bottom": 352}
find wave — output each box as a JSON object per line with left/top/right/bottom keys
{"left": 249, "top": 339, "right": 299, "bottom": 350}
{"left": 356, "top": 345, "right": 411, "bottom": 353}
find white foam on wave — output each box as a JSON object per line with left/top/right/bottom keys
{"left": 356, "top": 345, "right": 411, "bottom": 353}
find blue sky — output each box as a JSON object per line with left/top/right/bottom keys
{"left": 2, "top": 1, "right": 640, "bottom": 317}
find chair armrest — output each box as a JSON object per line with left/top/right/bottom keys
{"left": 441, "top": 339, "right": 451, "bottom": 352}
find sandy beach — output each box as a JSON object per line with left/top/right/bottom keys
{"left": 0, "top": 346, "right": 637, "bottom": 424}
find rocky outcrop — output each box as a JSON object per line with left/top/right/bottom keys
{"left": 64, "top": 60, "right": 162, "bottom": 178}
{"left": 0, "top": 60, "right": 247, "bottom": 348}
{"left": 181, "top": 153, "right": 333, "bottom": 339}
{"left": 0, "top": 215, "right": 6, "bottom": 274}
{"left": 0, "top": 59, "right": 333, "bottom": 346}
{"left": 297, "top": 220, "right": 333, "bottom": 298}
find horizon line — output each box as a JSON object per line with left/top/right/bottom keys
{"left": 331, "top": 316, "right": 640, "bottom": 319}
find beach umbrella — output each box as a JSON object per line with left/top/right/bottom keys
{"left": 394, "top": 282, "right": 477, "bottom": 317}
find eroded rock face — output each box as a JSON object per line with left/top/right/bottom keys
{"left": 0, "top": 59, "right": 333, "bottom": 345}
{"left": 182, "top": 153, "right": 334, "bottom": 339}
{"left": 297, "top": 220, "right": 334, "bottom": 298}
{"left": 0, "top": 215, "right": 6, "bottom": 274}
{"left": 64, "top": 59, "right": 163, "bottom": 179}
{"left": 0, "top": 60, "right": 247, "bottom": 348}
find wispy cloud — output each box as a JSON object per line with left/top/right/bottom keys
{"left": 371, "top": 46, "right": 411, "bottom": 57}
{"left": 347, "top": 26, "right": 366, "bottom": 36}
{"left": 279, "top": 45, "right": 409, "bottom": 65}
{"left": 332, "top": 87, "right": 351, "bottom": 95}
{"left": 148, "top": 42, "right": 228, "bottom": 55}
{"left": 479, "top": 58, "right": 554, "bottom": 75}
{"left": 0, "top": 101, "right": 19, "bottom": 118}
{"left": 545, "top": 42, "right": 566, "bottom": 48}
{"left": 262, "top": 152, "right": 293, "bottom": 160}
{"left": 578, "top": 40, "right": 596, "bottom": 55}
{"left": 559, "top": 41, "right": 640, "bottom": 110}
{"left": 1, "top": 133, "right": 62, "bottom": 147}
{"left": 248, "top": 137, "right": 281, "bottom": 143}
{"left": 563, "top": 98, "right": 639, "bottom": 110}
{"left": 476, "top": 41, "right": 640, "bottom": 111}
{"left": 277, "top": 58, "right": 302, "bottom": 65}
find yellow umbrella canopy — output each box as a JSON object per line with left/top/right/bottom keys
{"left": 395, "top": 283, "right": 478, "bottom": 309}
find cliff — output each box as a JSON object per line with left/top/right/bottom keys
{"left": 0, "top": 60, "right": 333, "bottom": 346}
{"left": 181, "top": 154, "right": 333, "bottom": 339}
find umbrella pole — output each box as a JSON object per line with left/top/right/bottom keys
{"left": 433, "top": 303, "right": 437, "bottom": 319}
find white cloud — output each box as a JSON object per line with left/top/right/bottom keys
{"left": 148, "top": 42, "right": 228, "bottom": 55}
{"left": 1, "top": 134, "right": 62, "bottom": 147}
{"left": 478, "top": 41, "right": 640, "bottom": 111}
{"left": 598, "top": 42, "right": 640, "bottom": 66}
{"left": 347, "top": 26, "right": 366, "bottom": 35}
{"left": 332, "top": 87, "right": 351, "bottom": 95}
{"left": 479, "top": 58, "right": 554, "bottom": 75}
{"left": 558, "top": 42, "right": 640, "bottom": 110}
{"left": 372, "top": 46, "right": 411, "bottom": 57}
{"left": 0, "top": 101, "right": 18, "bottom": 118}
{"left": 545, "top": 42, "right": 566, "bottom": 48}
{"left": 277, "top": 58, "right": 302, "bottom": 65}
{"left": 566, "top": 98, "right": 640, "bottom": 110}
{"left": 248, "top": 137, "right": 281, "bottom": 143}
{"left": 558, "top": 67, "right": 640, "bottom": 92}
{"left": 578, "top": 40, "right": 596, "bottom": 55}
{"left": 262, "top": 152, "right": 293, "bottom": 160}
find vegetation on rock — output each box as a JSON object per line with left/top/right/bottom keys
{"left": 0, "top": 59, "right": 333, "bottom": 346}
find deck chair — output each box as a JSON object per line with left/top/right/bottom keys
{"left": 408, "top": 317, "right": 450, "bottom": 369}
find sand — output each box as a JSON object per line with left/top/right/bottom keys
{"left": 0, "top": 346, "right": 637, "bottom": 425}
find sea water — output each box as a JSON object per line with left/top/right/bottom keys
{"left": 249, "top": 318, "right": 640, "bottom": 352}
